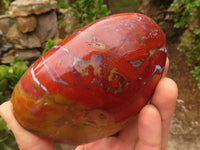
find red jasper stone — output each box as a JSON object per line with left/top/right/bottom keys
{"left": 11, "top": 13, "right": 167, "bottom": 145}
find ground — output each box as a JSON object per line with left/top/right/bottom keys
{"left": 166, "top": 43, "right": 200, "bottom": 150}
{"left": 167, "top": 43, "right": 200, "bottom": 122}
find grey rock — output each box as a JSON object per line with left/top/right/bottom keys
{"left": 138, "top": 0, "right": 152, "bottom": 15}
{"left": 16, "top": 15, "right": 37, "bottom": 33}
{"left": 58, "top": 8, "right": 78, "bottom": 38}
{"left": 35, "top": 11, "right": 58, "bottom": 46}
{"left": 0, "top": 15, "right": 15, "bottom": 34}
{"left": 167, "top": 136, "right": 200, "bottom": 150}
{"left": 0, "top": 44, "right": 11, "bottom": 57}
{"left": 167, "top": 99, "right": 200, "bottom": 150}
{"left": 0, "top": 29, "right": 3, "bottom": 45}
{"left": 16, "top": 49, "right": 41, "bottom": 60}
{"left": 166, "top": 5, "right": 175, "bottom": 13}
{"left": 164, "top": 13, "right": 174, "bottom": 21}
{"left": 1, "top": 49, "right": 41, "bottom": 64}
{"left": 6, "top": 24, "right": 41, "bottom": 49}
{"left": 9, "top": 0, "right": 57, "bottom": 17}
{"left": 1, "top": 55, "right": 15, "bottom": 64}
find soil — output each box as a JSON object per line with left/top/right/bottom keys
{"left": 166, "top": 43, "right": 200, "bottom": 150}
{"left": 167, "top": 43, "right": 200, "bottom": 122}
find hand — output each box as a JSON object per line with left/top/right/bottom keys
{"left": 0, "top": 59, "right": 178, "bottom": 150}
{"left": 76, "top": 59, "right": 178, "bottom": 150}
{"left": 76, "top": 78, "right": 177, "bottom": 150}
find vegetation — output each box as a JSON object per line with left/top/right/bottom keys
{"left": 172, "top": 0, "right": 200, "bottom": 89}
{"left": 0, "top": 39, "right": 57, "bottom": 149}
{"left": 191, "top": 66, "right": 200, "bottom": 89}
{"left": 0, "top": 40, "right": 58, "bottom": 103}
{"left": 0, "top": 57, "right": 28, "bottom": 150}
{"left": 2, "top": 0, "right": 14, "bottom": 14}
{"left": 42, "top": 39, "right": 58, "bottom": 55}
{"left": 72, "top": 0, "right": 111, "bottom": 27}
{"left": 0, "top": 57, "right": 29, "bottom": 104}
{"left": 111, "top": 0, "right": 139, "bottom": 12}
{"left": 1, "top": 1, "right": 29, "bottom": 149}
{"left": 0, "top": 117, "right": 18, "bottom": 150}
{"left": 3, "top": 0, "right": 11, "bottom": 9}
{"left": 57, "top": 0, "right": 69, "bottom": 9}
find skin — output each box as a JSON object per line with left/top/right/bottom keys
{"left": 0, "top": 58, "right": 178, "bottom": 150}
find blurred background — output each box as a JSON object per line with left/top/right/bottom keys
{"left": 0, "top": 0, "right": 200, "bottom": 149}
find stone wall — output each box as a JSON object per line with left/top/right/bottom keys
{"left": 0, "top": 0, "right": 78, "bottom": 64}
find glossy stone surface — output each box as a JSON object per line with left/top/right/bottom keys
{"left": 11, "top": 13, "right": 167, "bottom": 145}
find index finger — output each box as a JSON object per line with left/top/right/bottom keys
{"left": 151, "top": 78, "right": 178, "bottom": 149}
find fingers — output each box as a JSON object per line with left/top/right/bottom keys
{"left": 76, "top": 136, "right": 130, "bottom": 150}
{"left": 135, "top": 104, "right": 162, "bottom": 150}
{"left": 0, "top": 101, "right": 53, "bottom": 150}
{"left": 118, "top": 116, "right": 138, "bottom": 146}
{"left": 151, "top": 78, "right": 178, "bottom": 149}
{"left": 162, "top": 58, "right": 169, "bottom": 77}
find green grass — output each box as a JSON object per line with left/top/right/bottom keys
{"left": 111, "top": 0, "right": 139, "bottom": 13}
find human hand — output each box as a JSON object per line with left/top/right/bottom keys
{"left": 0, "top": 59, "right": 178, "bottom": 150}
{"left": 76, "top": 58, "right": 178, "bottom": 150}
{"left": 76, "top": 78, "right": 177, "bottom": 150}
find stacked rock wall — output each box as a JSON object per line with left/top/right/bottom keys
{"left": 0, "top": 0, "right": 78, "bottom": 64}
